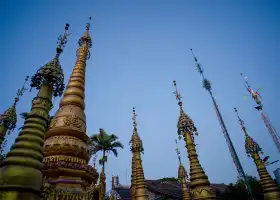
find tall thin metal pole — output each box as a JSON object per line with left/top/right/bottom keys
{"left": 190, "top": 49, "right": 255, "bottom": 200}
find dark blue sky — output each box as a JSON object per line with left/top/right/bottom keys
{"left": 1, "top": 0, "right": 280, "bottom": 189}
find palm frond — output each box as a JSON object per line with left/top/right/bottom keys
{"left": 111, "top": 149, "right": 118, "bottom": 157}
{"left": 111, "top": 141, "right": 124, "bottom": 149}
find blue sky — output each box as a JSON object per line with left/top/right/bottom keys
{"left": 1, "top": 0, "right": 280, "bottom": 190}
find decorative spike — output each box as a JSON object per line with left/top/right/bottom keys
{"left": 178, "top": 164, "right": 192, "bottom": 200}
{"left": 0, "top": 76, "right": 29, "bottom": 152}
{"left": 0, "top": 24, "right": 69, "bottom": 200}
{"left": 173, "top": 81, "right": 197, "bottom": 136}
{"left": 191, "top": 49, "right": 212, "bottom": 91}
{"left": 56, "top": 23, "right": 70, "bottom": 57}
{"left": 30, "top": 23, "right": 70, "bottom": 97}
{"left": 42, "top": 20, "right": 98, "bottom": 199}
{"left": 235, "top": 108, "right": 280, "bottom": 199}
{"left": 130, "top": 107, "right": 148, "bottom": 200}
{"left": 173, "top": 80, "right": 182, "bottom": 104}
{"left": 173, "top": 81, "right": 216, "bottom": 199}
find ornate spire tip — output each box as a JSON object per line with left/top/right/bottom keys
{"left": 173, "top": 80, "right": 182, "bottom": 105}
{"left": 56, "top": 23, "right": 70, "bottom": 56}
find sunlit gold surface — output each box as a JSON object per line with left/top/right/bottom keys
{"left": 173, "top": 81, "right": 216, "bottom": 200}
{"left": 130, "top": 107, "right": 149, "bottom": 200}
{"left": 0, "top": 84, "right": 53, "bottom": 200}
{"left": 178, "top": 164, "right": 192, "bottom": 200}
{"left": 130, "top": 154, "right": 136, "bottom": 200}
{"left": 242, "top": 127, "right": 280, "bottom": 200}
{"left": 42, "top": 22, "right": 98, "bottom": 199}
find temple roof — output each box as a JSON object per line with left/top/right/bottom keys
{"left": 109, "top": 179, "right": 228, "bottom": 200}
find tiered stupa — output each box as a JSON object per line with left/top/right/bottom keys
{"left": 130, "top": 107, "right": 149, "bottom": 200}
{"left": 0, "top": 24, "right": 68, "bottom": 200}
{"left": 0, "top": 76, "right": 28, "bottom": 152}
{"left": 234, "top": 108, "right": 280, "bottom": 200}
{"left": 42, "top": 19, "right": 99, "bottom": 199}
{"left": 173, "top": 80, "right": 216, "bottom": 200}
{"left": 175, "top": 139, "right": 192, "bottom": 200}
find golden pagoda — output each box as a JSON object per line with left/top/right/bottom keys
{"left": 175, "top": 139, "right": 192, "bottom": 200}
{"left": 173, "top": 80, "right": 216, "bottom": 200}
{"left": 0, "top": 76, "right": 28, "bottom": 153}
{"left": 234, "top": 107, "right": 280, "bottom": 200}
{"left": 0, "top": 24, "right": 68, "bottom": 200}
{"left": 130, "top": 107, "right": 149, "bottom": 200}
{"left": 42, "top": 18, "right": 99, "bottom": 199}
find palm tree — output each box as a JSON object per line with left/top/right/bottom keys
{"left": 88, "top": 128, "right": 123, "bottom": 172}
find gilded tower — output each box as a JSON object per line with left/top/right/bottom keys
{"left": 173, "top": 80, "right": 216, "bottom": 200}
{"left": 175, "top": 139, "right": 192, "bottom": 200}
{"left": 0, "top": 24, "right": 68, "bottom": 200}
{"left": 130, "top": 107, "right": 149, "bottom": 200}
{"left": 0, "top": 76, "right": 28, "bottom": 153}
{"left": 234, "top": 108, "right": 280, "bottom": 200}
{"left": 42, "top": 19, "right": 98, "bottom": 199}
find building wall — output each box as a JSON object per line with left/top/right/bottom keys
{"left": 148, "top": 190, "right": 157, "bottom": 200}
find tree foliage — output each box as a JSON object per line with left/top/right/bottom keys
{"left": 88, "top": 128, "right": 123, "bottom": 166}
{"left": 219, "top": 176, "right": 263, "bottom": 200}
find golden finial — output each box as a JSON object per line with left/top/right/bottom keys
{"left": 79, "top": 17, "right": 92, "bottom": 52}
{"left": 0, "top": 76, "right": 29, "bottom": 132}
{"left": 234, "top": 107, "right": 263, "bottom": 156}
{"left": 14, "top": 76, "right": 29, "bottom": 105}
{"left": 234, "top": 107, "right": 246, "bottom": 130}
{"left": 132, "top": 107, "right": 137, "bottom": 130}
{"left": 30, "top": 23, "right": 70, "bottom": 97}
{"left": 130, "top": 107, "right": 144, "bottom": 153}
{"left": 173, "top": 80, "right": 183, "bottom": 107}
{"left": 56, "top": 23, "right": 70, "bottom": 57}
{"left": 173, "top": 81, "right": 198, "bottom": 137}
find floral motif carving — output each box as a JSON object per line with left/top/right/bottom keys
{"left": 63, "top": 115, "right": 82, "bottom": 129}
{"left": 43, "top": 155, "right": 86, "bottom": 164}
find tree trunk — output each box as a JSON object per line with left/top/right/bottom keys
{"left": 103, "top": 150, "right": 105, "bottom": 173}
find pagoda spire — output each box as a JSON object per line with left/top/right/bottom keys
{"left": 175, "top": 139, "right": 192, "bottom": 200}
{"left": 0, "top": 76, "right": 29, "bottom": 151}
{"left": 42, "top": 18, "right": 98, "bottom": 199}
{"left": 173, "top": 80, "right": 216, "bottom": 200}
{"left": 0, "top": 23, "right": 69, "bottom": 200}
{"left": 130, "top": 107, "right": 149, "bottom": 200}
{"left": 234, "top": 108, "right": 280, "bottom": 200}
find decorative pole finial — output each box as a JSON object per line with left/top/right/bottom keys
{"left": 14, "top": 76, "right": 29, "bottom": 105}
{"left": 173, "top": 80, "right": 183, "bottom": 108}
{"left": 132, "top": 107, "right": 137, "bottom": 130}
{"left": 190, "top": 49, "right": 212, "bottom": 92}
{"left": 78, "top": 17, "right": 92, "bottom": 59}
{"left": 55, "top": 23, "right": 70, "bottom": 57}
{"left": 234, "top": 107, "right": 246, "bottom": 130}
{"left": 86, "top": 17, "right": 91, "bottom": 31}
